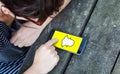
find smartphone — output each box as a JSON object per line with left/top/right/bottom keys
{"left": 48, "top": 30, "right": 87, "bottom": 55}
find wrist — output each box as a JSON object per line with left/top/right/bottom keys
{"left": 24, "top": 64, "right": 47, "bottom": 74}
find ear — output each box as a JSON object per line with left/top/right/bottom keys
{"left": 1, "top": 6, "right": 10, "bottom": 14}
{"left": 1, "top": 6, "right": 15, "bottom": 17}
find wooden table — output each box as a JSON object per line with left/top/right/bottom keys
{"left": 19, "top": 0, "right": 120, "bottom": 74}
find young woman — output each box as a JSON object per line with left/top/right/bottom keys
{"left": 0, "top": 0, "right": 71, "bottom": 74}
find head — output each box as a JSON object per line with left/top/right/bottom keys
{"left": 0, "top": 0, "right": 64, "bottom": 25}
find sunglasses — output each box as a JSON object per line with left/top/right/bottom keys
{"left": 15, "top": 16, "right": 44, "bottom": 26}
{"left": 23, "top": 16, "right": 44, "bottom": 26}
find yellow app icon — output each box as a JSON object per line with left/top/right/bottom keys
{"left": 49, "top": 30, "right": 87, "bottom": 54}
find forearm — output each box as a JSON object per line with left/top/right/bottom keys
{"left": 23, "top": 65, "right": 47, "bottom": 74}
{"left": 23, "top": 66, "right": 40, "bottom": 74}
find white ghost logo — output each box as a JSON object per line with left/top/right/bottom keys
{"left": 62, "top": 36, "right": 74, "bottom": 47}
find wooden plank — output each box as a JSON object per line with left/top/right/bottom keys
{"left": 65, "top": 0, "right": 120, "bottom": 74}
{"left": 18, "top": 0, "right": 97, "bottom": 74}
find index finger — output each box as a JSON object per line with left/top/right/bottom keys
{"left": 45, "top": 38, "right": 58, "bottom": 47}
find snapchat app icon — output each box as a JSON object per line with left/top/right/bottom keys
{"left": 51, "top": 30, "right": 83, "bottom": 53}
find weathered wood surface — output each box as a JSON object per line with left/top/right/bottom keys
{"left": 112, "top": 51, "right": 120, "bottom": 74}
{"left": 65, "top": 0, "right": 120, "bottom": 74}
{"left": 19, "top": 0, "right": 96, "bottom": 74}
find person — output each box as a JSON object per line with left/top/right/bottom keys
{"left": 0, "top": 0, "right": 71, "bottom": 74}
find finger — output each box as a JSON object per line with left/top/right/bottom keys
{"left": 45, "top": 38, "right": 58, "bottom": 47}
{"left": 56, "top": 55, "right": 60, "bottom": 61}
{"left": 50, "top": 46, "right": 58, "bottom": 57}
{"left": 54, "top": 55, "right": 60, "bottom": 64}
{"left": 18, "top": 40, "right": 30, "bottom": 47}
{"left": 13, "top": 41, "right": 18, "bottom": 46}
{"left": 18, "top": 43, "right": 24, "bottom": 48}
{"left": 13, "top": 40, "right": 22, "bottom": 47}
{"left": 17, "top": 40, "right": 26, "bottom": 48}
{"left": 10, "top": 34, "right": 18, "bottom": 44}
{"left": 50, "top": 46, "right": 55, "bottom": 53}
{"left": 53, "top": 50, "right": 58, "bottom": 57}
{"left": 23, "top": 42, "right": 31, "bottom": 47}
{"left": 50, "top": 46, "right": 55, "bottom": 50}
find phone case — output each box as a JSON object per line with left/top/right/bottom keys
{"left": 48, "top": 29, "right": 87, "bottom": 55}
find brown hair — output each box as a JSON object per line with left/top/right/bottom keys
{"left": 0, "top": 0, "right": 64, "bottom": 22}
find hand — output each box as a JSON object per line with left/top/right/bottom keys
{"left": 10, "top": 21, "right": 46, "bottom": 47}
{"left": 24, "top": 39, "right": 59, "bottom": 74}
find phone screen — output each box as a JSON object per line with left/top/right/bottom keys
{"left": 49, "top": 30, "right": 87, "bottom": 54}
